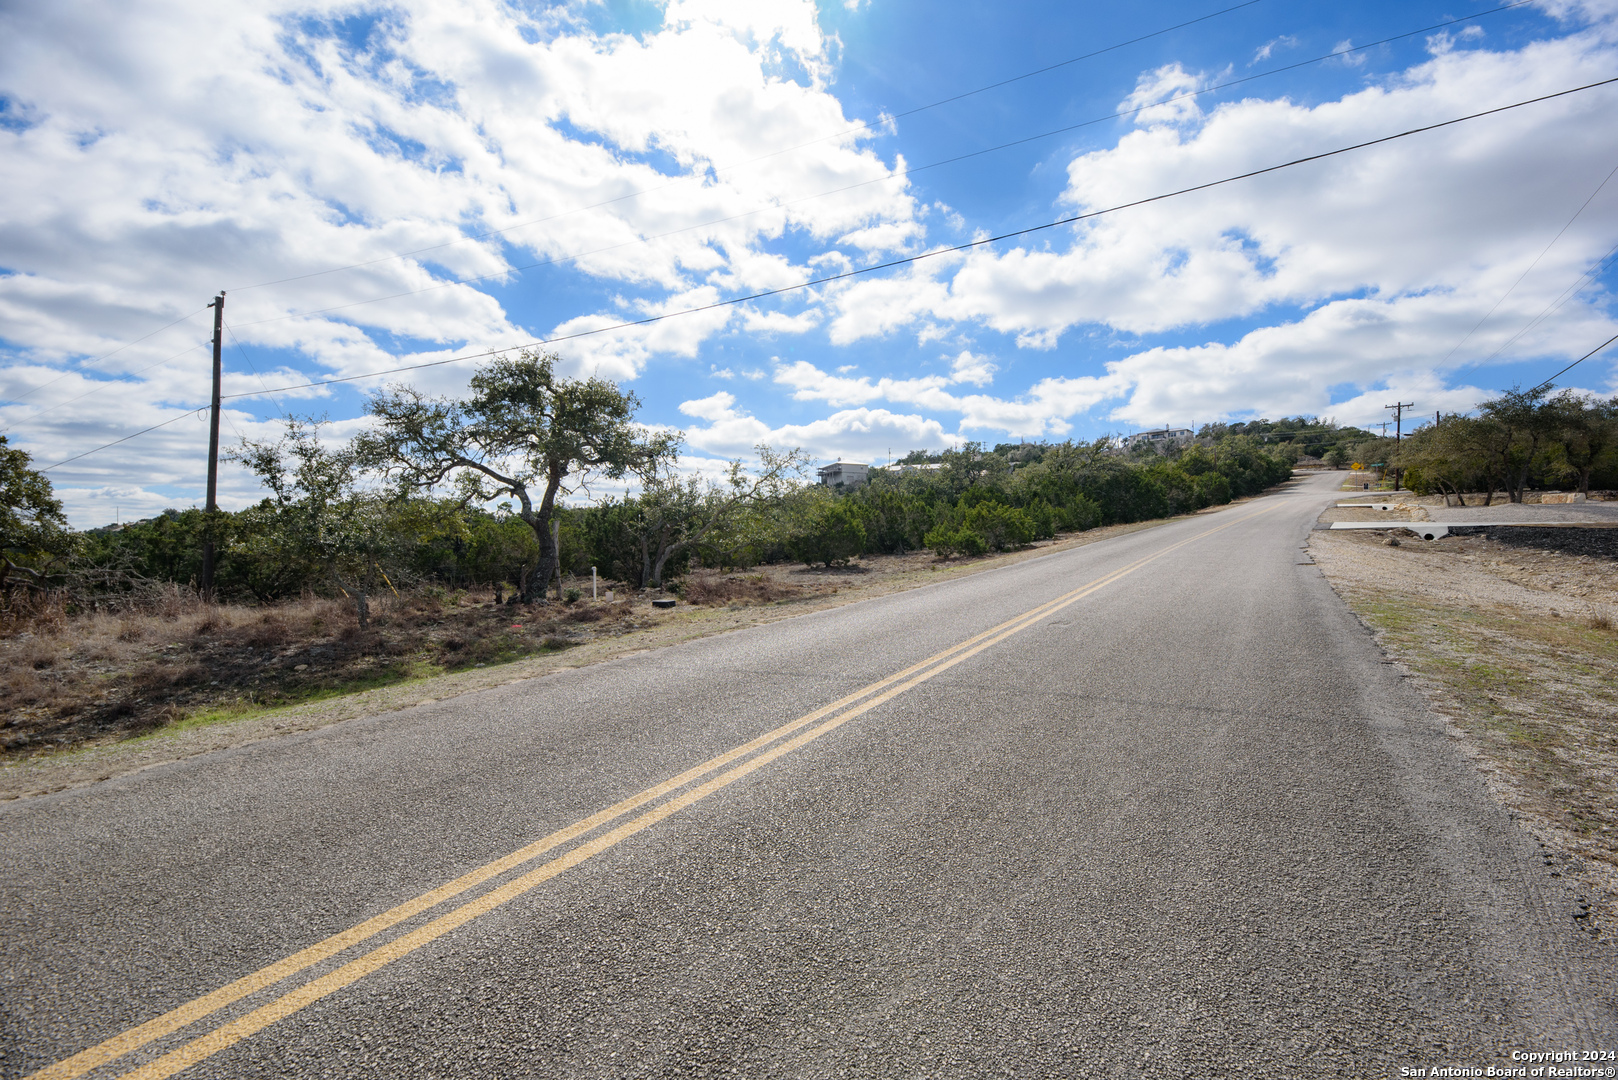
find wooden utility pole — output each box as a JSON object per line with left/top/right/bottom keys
{"left": 200, "top": 292, "right": 224, "bottom": 599}
{"left": 1384, "top": 400, "right": 1413, "bottom": 491}
{"left": 1383, "top": 400, "right": 1414, "bottom": 441}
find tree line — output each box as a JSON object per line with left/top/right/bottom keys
{"left": 1358, "top": 387, "right": 1618, "bottom": 504}
{"left": 4, "top": 351, "right": 1308, "bottom": 618}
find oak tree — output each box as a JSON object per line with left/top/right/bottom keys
{"left": 359, "top": 350, "right": 670, "bottom": 602}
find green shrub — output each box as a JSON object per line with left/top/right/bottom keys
{"left": 961, "top": 503, "right": 1033, "bottom": 551}
{"left": 1192, "top": 471, "right": 1231, "bottom": 507}
{"left": 788, "top": 498, "right": 867, "bottom": 567}
{"left": 926, "top": 502, "right": 1033, "bottom": 556}
{"left": 1054, "top": 495, "right": 1102, "bottom": 532}
{"left": 923, "top": 524, "right": 987, "bottom": 558}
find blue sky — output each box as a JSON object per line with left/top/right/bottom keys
{"left": 3, "top": 0, "right": 1617, "bottom": 525}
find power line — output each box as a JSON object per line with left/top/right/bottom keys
{"left": 223, "top": 0, "right": 1271, "bottom": 295}
{"left": 42, "top": 74, "right": 1618, "bottom": 472}
{"left": 227, "top": 0, "right": 1543, "bottom": 333}
{"left": 1438, "top": 155, "right": 1618, "bottom": 366}
{"left": 1533, "top": 331, "right": 1618, "bottom": 390}
{"left": 15, "top": 0, "right": 1543, "bottom": 438}
{"left": 3, "top": 342, "right": 208, "bottom": 430}
{"left": 6, "top": 306, "right": 209, "bottom": 407}
{"left": 219, "top": 76, "right": 1618, "bottom": 401}
{"left": 224, "top": 322, "right": 286, "bottom": 416}
{"left": 1471, "top": 238, "right": 1618, "bottom": 367}
{"left": 39, "top": 411, "right": 196, "bottom": 472}
{"left": 7, "top": 323, "right": 273, "bottom": 433}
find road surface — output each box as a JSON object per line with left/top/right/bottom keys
{"left": 3, "top": 472, "right": 1613, "bottom": 1079}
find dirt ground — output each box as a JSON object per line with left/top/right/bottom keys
{"left": 1309, "top": 524, "right": 1618, "bottom": 930}
{"left": 0, "top": 517, "right": 1183, "bottom": 802}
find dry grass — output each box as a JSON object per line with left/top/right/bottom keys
{"left": 1310, "top": 528, "right": 1618, "bottom": 927}
{"left": 680, "top": 570, "right": 809, "bottom": 607}
{"left": 0, "top": 583, "right": 651, "bottom": 759}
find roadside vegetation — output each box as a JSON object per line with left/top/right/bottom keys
{"left": 3, "top": 348, "right": 1311, "bottom": 758}
{"left": 1353, "top": 387, "right": 1618, "bottom": 502}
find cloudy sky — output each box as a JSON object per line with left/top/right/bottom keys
{"left": 4, "top": 0, "right": 1618, "bottom": 526}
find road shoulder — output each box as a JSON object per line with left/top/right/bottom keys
{"left": 1309, "top": 525, "right": 1618, "bottom": 931}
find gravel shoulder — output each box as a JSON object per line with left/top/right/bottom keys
{"left": 0, "top": 516, "right": 1188, "bottom": 803}
{"left": 1309, "top": 523, "right": 1618, "bottom": 930}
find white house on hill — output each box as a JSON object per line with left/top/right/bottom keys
{"left": 1121, "top": 427, "right": 1194, "bottom": 449}
{"left": 817, "top": 461, "right": 869, "bottom": 488}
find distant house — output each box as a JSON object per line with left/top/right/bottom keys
{"left": 1121, "top": 427, "right": 1193, "bottom": 449}
{"left": 817, "top": 461, "right": 870, "bottom": 488}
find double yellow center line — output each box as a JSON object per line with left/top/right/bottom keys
{"left": 32, "top": 502, "right": 1278, "bottom": 1080}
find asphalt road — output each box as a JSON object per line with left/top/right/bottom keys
{"left": 3, "top": 472, "right": 1614, "bottom": 1079}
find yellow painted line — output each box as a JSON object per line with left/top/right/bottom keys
{"left": 29, "top": 501, "right": 1278, "bottom": 1080}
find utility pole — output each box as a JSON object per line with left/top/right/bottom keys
{"left": 1384, "top": 400, "right": 1414, "bottom": 441}
{"left": 200, "top": 292, "right": 224, "bottom": 599}
{"left": 1384, "top": 400, "right": 1413, "bottom": 492}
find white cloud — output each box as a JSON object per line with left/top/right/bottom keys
{"left": 1251, "top": 36, "right": 1297, "bottom": 65}
{"left": 827, "top": 28, "right": 1618, "bottom": 400}
{"left": 769, "top": 358, "right": 1111, "bottom": 438}
{"left": 0, "top": 0, "right": 924, "bottom": 522}
{"left": 1332, "top": 40, "right": 1368, "bottom": 67}
{"left": 1120, "top": 63, "right": 1205, "bottom": 127}
{"left": 9, "top": 2, "right": 1618, "bottom": 526}
{"left": 679, "top": 390, "right": 740, "bottom": 422}
{"left": 740, "top": 307, "right": 822, "bottom": 335}
{"left": 948, "top": 350, "right": 997, "bottom": 386}
{"left": 676, "top": 387, "right": 950, "bottom": 461}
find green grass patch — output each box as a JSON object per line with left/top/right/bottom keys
{"left": 137, "top": 632, "right": 587, "bottom": 743}
{"left": 131, "top": 659, "right": 452, "bottom": 742}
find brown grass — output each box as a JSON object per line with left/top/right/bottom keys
{"left": 681, "top": 570, "right": 808, "bottom": 606}
{"left": 0, "top": 584, "right": 654, "bottom": 758}
{"left": 1310, "top": 528, "right": 1618, "bottom": 926}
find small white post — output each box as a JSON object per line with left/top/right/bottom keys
{"left": 592, "top": 566, "right": 597, "bottom": 599}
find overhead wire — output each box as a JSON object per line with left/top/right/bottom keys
{"left": 34, "top": 18, "right": 1602, "bottom": 471}
{"left": 223, "top": 0, "right": 1273, "bottom": 295}
{"left": 1438, "top": 155, "right": 1618, "bottom": 366}
{"left": 39, "top": 411, "right": 196, "bottom": 473}
{"left": 5, "top": 342, "right": 208, "bottom": 429}
{"left": 1473, "top": 238, "right": 1618, "bottom": 367}
{"left": 227, "top": 0, "right": 1544, "bottom": 332}
{"left": 41, "top": 71, "right": 1617, "bottom": 474}
{"left": 224, "top": 322, "right": 287, "bottom": 417}
{"left": 201, "top": 76, "right": 1616, "bottom": 402}
{"left": 1533, "top": 330, "right": 1618, "bottom": 390}
{"left": 5, "top": 306, "right": 210, "bottom": 408}
{"left": 24, "top": 0, "right": 1540, "bottom": 417}
{"left": 38, "top": 343, "right": 264, "bottom": 473}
